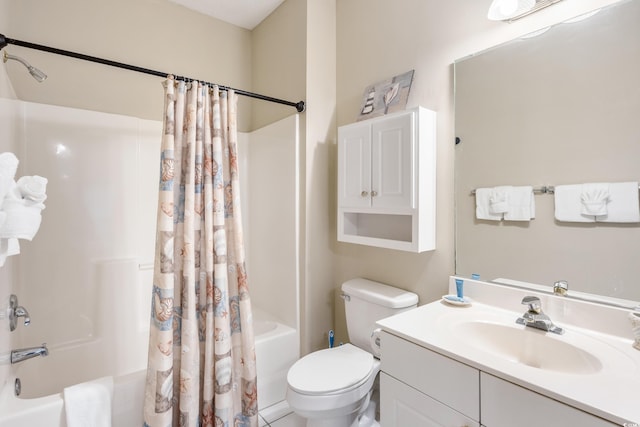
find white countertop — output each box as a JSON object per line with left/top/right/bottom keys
{"left": 376, "top": 279, "right": 640, "bottom": 425}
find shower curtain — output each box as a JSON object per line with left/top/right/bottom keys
{"left": 143, "top": 77, "right": 258, "bottom": 427}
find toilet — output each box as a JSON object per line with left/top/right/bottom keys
{"left": 286, "top": 278, "right": 418, "bottom": 427}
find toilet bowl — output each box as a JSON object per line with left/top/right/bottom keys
{"left": 286, "top": 344, "right": 380, "bottom": 427}
{"left": 286, "top": 278, "right": 418, "bottom": 427}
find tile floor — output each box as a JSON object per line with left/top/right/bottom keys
{"left": 259, "top": 401, "right": 305, "bottom": 427}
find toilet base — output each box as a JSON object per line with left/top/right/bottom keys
{"left": 304, "top": 393, "right": 379, "bottom": 427}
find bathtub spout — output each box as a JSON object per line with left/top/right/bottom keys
{"left": 10, "top": 343, "right": 49, "bottom": 364}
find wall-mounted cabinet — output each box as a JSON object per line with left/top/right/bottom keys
{"left": 337, "top": 106, "right": 436, "bottom": 252}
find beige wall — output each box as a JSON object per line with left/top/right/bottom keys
{"left": 303, "top": 0, "right": 337, "bottom": 353}
{"left": 333, "top": 0, "right": 623, "bottom": 344}
{"left": 251, "top": 0, "right": 307, "bottom": 131}
{"left": 0, "top": 0, "right": 253, "bottom": 128}
{"left": 253, "top": 0, "right": 337, "bottom": 353}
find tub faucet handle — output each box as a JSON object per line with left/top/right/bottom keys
{"left": 9, "top": 294, "right": 31, "bottom": 331}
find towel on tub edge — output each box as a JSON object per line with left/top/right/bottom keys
{"left": 64, "top": 376, "right": 114, "bottom": 427}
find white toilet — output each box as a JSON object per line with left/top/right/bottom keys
{"left": 286, "top": 278, "right": 418, "bottom": 427}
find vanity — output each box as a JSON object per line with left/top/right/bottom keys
{"left": 377, "top": 277, "right": 640, "bottom": 427}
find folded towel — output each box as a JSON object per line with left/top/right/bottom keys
{"left": 64, "top": 376, "right": 114, "bottom": 427}
{"left": 0, "top": 199, "right": 43, "bottom": 240}
{"left": 16, "top": 175, "right": 48, "bottom": 204}
{"left": 581, "top": 183, "right": 610, "bottom": 217}
{"left": 597, "top": 181, "right": 640, "bottom": 223}
{"left": 504, "top": 186, "right": 535, "bottom": 221}
{"left": 0, "top": 238, "right": 20, "bottom": 267}
{"left": 0, "top": 152, "right": 19, "bottom": 210}
{"left": 475, "top": 188, "right": 503, "bottom": 221}
{"left": 554, "top": 184, "right": 596, "bottom": 222}
{"left": 489, "top": 186, "right": 511, "bottom": 214}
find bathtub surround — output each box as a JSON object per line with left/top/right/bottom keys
{"left": 144, "top": 80, "right": 258, "bottom": 426}
{"left": 0, "top": 95, "right": 298, "bottom": 425}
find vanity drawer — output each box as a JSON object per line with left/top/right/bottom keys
{"left": 480, "top": 373, "right": 618, "bottom": 427}
{"left": 380, "top": 331, "right": 480, "bottom": 421}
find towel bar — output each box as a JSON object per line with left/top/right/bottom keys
{"left": 470, "top": 186, "right": 554, "bottom": 195}
{"left": 471, "top": 184, "right": 640, "bottom": 196}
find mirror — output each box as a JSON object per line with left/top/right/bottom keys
{"left": 454, "top": 0, "right": 640, "bottom": 303}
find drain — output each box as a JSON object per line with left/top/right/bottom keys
{"left": 14, "top": 378, "right": 21, "bottom": 396}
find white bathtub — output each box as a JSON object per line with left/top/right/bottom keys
{"left": 253, "top": 307, "right": 299, "bottom": 411}
{"left": 0, "top": 310, "right": 298, "bottom": 426}
{"left": 0, "top": 370, "right": 146, "bottom": 427}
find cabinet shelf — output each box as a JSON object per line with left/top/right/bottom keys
{"left": 337, "top": 107, "right": 436, "bottom": 252}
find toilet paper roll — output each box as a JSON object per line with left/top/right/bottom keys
{"left": 370, "top": 328, "right": 382, "bottom": 358}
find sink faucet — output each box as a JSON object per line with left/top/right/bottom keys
{"left": 10, "top": 343, "right": 49, "bottom": 364}
{"left": 516, "top": 296, "right": 564, "bottom": 335}
{"left": 553, "top": 280, "right": 569, "bottom": 296}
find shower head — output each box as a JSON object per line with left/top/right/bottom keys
{"left": 2, "top": 50, "right": 47, "bottom": 82}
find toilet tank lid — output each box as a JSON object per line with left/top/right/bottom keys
{"left": 341, "top": 278, "right": 418, "bottom": 308}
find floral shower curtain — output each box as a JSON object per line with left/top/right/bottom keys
{"left": 144, "top": 77, "right": 258, "bottom": 427}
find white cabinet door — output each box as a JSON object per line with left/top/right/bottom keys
{"left": 381, "top": 332, "right": 480, "bottom": 421}
{"left": 371, "top": 111, "right": 414, "bottom": 209}
{"left": 481, "top": 373, "right": 619, "bottom": 427}
{"left": 381, "top": 373, "right": 479, "bottom": 427}
{"left": 338, "top": 122, "right": 371, "bottom": 208}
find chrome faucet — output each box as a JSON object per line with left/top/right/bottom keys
{"left": 516, "top": 296, "right": 564, "bottom": 335}
{"left": 9, "top": 294, "right": 31, "bottom": 331}
{"left": 553, "top": 280, "right": 569, "bottom": 296}
{"left": 10, "top": 343, "right": 49, "bottom": 364}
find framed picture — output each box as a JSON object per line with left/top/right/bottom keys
{"left": 357, "top": 70, "right": 414, "bottom": 121}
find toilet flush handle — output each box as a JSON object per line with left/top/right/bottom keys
{"left": 340, "top": 293, "right": 350, "bottom": 302}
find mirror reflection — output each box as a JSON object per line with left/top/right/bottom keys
{"left": 454, "top": 0, "right": 640, "bottom": 302}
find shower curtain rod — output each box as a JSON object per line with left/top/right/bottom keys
{"left": 0, "top": 33, "right": 306, "bottom": 113}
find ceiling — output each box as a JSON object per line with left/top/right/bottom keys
{"left": 168, "top": 0, "right": 286, "bottom": 30}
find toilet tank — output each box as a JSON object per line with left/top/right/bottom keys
{"left": 342, "top": 278, "right": 418, "bottom": 352}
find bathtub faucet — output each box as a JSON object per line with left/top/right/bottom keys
{"left": 10, "top": 343, "right": 49, "bottom": 364}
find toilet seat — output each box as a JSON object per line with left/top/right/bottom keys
{"left": 287, "top": 344, "right": 374, "bottom": 395}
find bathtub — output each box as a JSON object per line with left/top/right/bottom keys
{"left": 0, "top": 308, "right": 298, "bottom": 426}
{"left": 0, "top": 370, "right": 146, "bottom": 427}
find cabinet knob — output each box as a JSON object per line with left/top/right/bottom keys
{"left": 361, "top": 191, "right": 369, "bottom": 197}
{"left": 371, "top": 190, "right": 378, "bottom": 197}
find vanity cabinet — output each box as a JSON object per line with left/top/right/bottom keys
{"left": 380, "top": 331, "right": 619, "bottom": 427}
{"left": 337, "top": 107, "right": 436, "bottom": 252}
{"left": 380, "top": 331, "right": 480, "bottom": 427}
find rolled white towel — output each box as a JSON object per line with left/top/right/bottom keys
{"left": 554, "top": 184, "right": 595, "bottom": 222}
{"left": 489, "top": 186, "right": 510, "bottom": 214}
{"left": 0, "top": 199, "right": 43, "bottom": 240}
{"left": 476, "top": 188, "right": 503, "bottom": 221}
{"left": 504, "top": 186, "right": 535, "bottom": 221}
{"left": 16, "top": 175, "right": 48, "bottom": 204}
{"left": 0, "top": 238, "right": 20, "bottom": 267}
{"left": 597, "top": 181, "right": 640, "bottom": 223}
{"left": 0, "top": 152, "right": 19, "bottom": 209}
{"left": 581, "top": 183, "right": 610, "bottom": 217}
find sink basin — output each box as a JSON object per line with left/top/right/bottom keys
{"left": 453, "top": 321, "right": 603, "bottom": 374}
